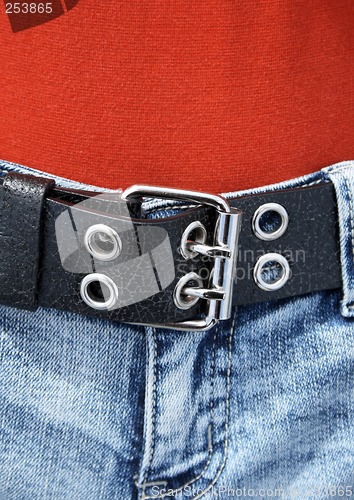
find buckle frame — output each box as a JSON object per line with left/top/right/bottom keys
{"left": 122, "top": 186, "right": 242, "bottom": 331}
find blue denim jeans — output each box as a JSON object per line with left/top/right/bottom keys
{"left": 0, "top": 159, "right": 353, "bottom": 500}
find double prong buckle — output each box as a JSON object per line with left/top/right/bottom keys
{"left": 122, "top": 186, "right": 242, "bottom": 331}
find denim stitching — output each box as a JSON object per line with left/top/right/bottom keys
{"left": 343, "top": 176, "right": 354, "bottom": 310}
{"left": 325, "top": 164, "right": 354, "bottom": 311}
{"left": 141, "top": 327, "right": 158, "bottom": 488}
{"left": 300, "top": 179, "right": 325, "bottom": 188}
{"left": 140, "top": 313, "right": 235, "bottom": 500}
{"left": 261, "top": 264, "right": 283, "bottom": 271}
{"left": 344, "top": 177, "right": 354, "bottom": 263}
{"left": 139, "top": 326, "right": 219, "bottom": 499}
{"left": 144, "top": 205, "right": 194, "bottom": 214}
{"left": 209, "top": 328, "right": 218, "bottom": 449}
{"left": 190, "top": 312, "right": 235, "bottom": 500}
{"left": 326, "top": 163, "right": 354, "bottom": 174}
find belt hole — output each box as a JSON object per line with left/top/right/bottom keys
{"left": 173, "top": 272, "right": 203, "bottom": 310}
{"left": 84, "top": 224, "right": 122, "bottom": 261}
{"left": 80, "top": 273, "right": 119, "bottom": 310}
{"left": 252, "top": 203, "right": 289, "bottom": 241}
{"left": 180, "top": 221, "right": 207, "bottom": 260}
{"left": 253, "top": 253, "right": 290, "bottom": 291}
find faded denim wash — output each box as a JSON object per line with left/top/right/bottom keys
{"left": 0, "top": 159, "right": 353, "bottom": 500}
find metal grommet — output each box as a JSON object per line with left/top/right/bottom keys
{"left": 84, "top": 224, "right": 122, "bottom": 261}
{"left": 173, "top": 272, "right": 203, "bottom": 310}
{"left": 253, "top": 253, "right": 290, "bottom": 291}
{"left": 180, "top": 221, "right": 207, "bottom": 259}
{"left": 80, "top": 273, "right": 119, "bottom": 310}
{"left": 252, "top": 203, "right": 289, "bottom": 241}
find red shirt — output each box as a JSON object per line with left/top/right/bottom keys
{"left": 0, "top": 0, "right": 353, "bottom": 193}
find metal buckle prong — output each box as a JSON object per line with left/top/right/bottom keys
{"left": 121, "top": 185, "right": 242, "bottom": 331}
{"left": 182, "top": 286, "right": 226, "bottom": 301}
{"left": 186, "top": 241, "right": 232, "bottom": 259}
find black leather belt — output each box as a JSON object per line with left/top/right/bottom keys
{"left": 0, "top": 171, "right": 341, "bottom": 331}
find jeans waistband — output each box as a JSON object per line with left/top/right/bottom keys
{"left": 0, "top": 158, "right": 353, "bottom": 322}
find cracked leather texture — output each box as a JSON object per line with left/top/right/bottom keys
{"left": 0, "top": 172, "right": 55, "bottom": 310}
{"left": 0, "top": 173, "right": 342, "bottom": 324}
{"left": 38, "top": 199, "right": 215, "bottom": 324}
{"left": 229, "top": 183, "right": 342, "bottom": 306}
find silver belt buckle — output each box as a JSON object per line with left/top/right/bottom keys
{"left": 122, "top": 186, "right": 242, "bottom": 331}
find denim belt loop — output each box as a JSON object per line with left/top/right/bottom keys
{"left": 322, "top": 160, "right": 354, "bottom": 317}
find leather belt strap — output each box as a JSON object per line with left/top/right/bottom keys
{"left": 0, "top": 173, "right": 55, "bottom": 310}
{"left": 0, "top": 172, "right": 342, "bottom": 330}
{"left": 231, "top": 184, "right": 341, "bottom": 305}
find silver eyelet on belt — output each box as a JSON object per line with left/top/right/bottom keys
{"left": 84, "top": 224, "right": 122, "bottom": 261}
{"left": 80, "top": 273, "right": 119, "bottom": 310}
{"left": 253, "top": 253, "right": 290, "bottom": 291}
{"left": 252, "top": 203, "right": 289, "bottom": 241}
{"left": 180, "top": 221, "right": 207, "bottom": 259}
{"left": 173, "top": 272, "right": 204, "bottom": 310}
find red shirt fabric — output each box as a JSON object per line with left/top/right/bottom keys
{"left": 0, "top": 0, "right": 353, "bottom": 193}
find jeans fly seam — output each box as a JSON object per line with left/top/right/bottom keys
{"left": 142, "top": 327, "right": 158, "bottom": 486}
{"left": 139, "top": 325, "right": 219, "bottom": 498}
{"left": 140, "top": 313, "right": 235, "bottom": 500}
{"left": 189, "top": 312, "right": 235, "bottom": 500}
